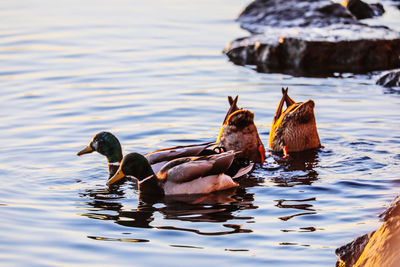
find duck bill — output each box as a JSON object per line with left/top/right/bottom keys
{"left": 107, "top": 168, "right": 126, "bottom": 186}
{"left": 77, "top": 145, "right": 94, "bottom": 156}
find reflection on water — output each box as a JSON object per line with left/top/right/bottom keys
{"left": 276, "top": 198, "right": 317, "bottom": 221}
{"left": 79, "top": 150, "right": 323, "bottom": 239}
{"left": 80, "top": 182, "right": 258, "bottom": 236}
{"left": 267, "top": 149, "right": 320, "bottom": 187}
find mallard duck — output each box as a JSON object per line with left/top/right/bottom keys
{"left": 216, "top": 96, "right": 266, "bottom": 163}
{"left": 77, "top": 131, "right": 123, "bottom": 178}
{"left": 269, "top": 87, "right": 322, "bottom": 157}
{"left": 107, "top": 151, "right": 249, "bottom": 196}
{"left": 77, "top": 131, "right": 215, "bottom": 177}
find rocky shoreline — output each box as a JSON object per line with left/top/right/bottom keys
{"left": 336, "top": 195, "right": 400, "bottom": 266}
{"left": 224, "top": 0, "right": 400, "bottom": 77}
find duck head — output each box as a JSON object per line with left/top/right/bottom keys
{"left": 216, "top": 96, "right": 265, "bottom": 163}
{"left": 108, "top": 153, "right": 163, "bottom": 195}
{"left": 269, "top": 87, "right": 321, "bottom": 154}
{"left": 108, "top": 153, "right": 153, "bottom": 184}
{"left": 77, "top": 131, "right": 123, "bottom": 175}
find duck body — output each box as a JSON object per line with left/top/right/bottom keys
{"left": 145, "top": 142, "right": 215, "bottom": 173}
{"left": 77, "top": 131, "right": 216, "bottom": 177}
{"left": 108, "top": 151, "right": 245, "bottom": 196}
{"left": 269, "top": 87, "right": 321, "bottom": 155}
{"left": 216, "top": 96, "right": 265, "bottom": 163}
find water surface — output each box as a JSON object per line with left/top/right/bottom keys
{"left": 1, "top": 0, "right": 400, "bottom": 266}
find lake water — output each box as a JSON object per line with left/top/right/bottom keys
{"left": 1, "top": 0, "right": 399, "bottom": 266}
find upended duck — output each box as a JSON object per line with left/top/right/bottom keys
{"left": 77, "top": 131, "right": 216, "bottom": 178}
{"left": 107, "top": 151, "right": 247, "bottom": 196}
{"left": 216, "top": 95, "right": 266, "bottom": 164}
{"left": 269, "top": 87, "right": 322, "bottom": 157}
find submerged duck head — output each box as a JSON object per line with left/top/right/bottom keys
{"left": 77, "top": 131, "right": 123, "bottom": 164}
{"left": 216, "top": 96, "right": 265, "bottom": 163}
{"left": 269, "top": 87, "right": 321, "bottom": 155}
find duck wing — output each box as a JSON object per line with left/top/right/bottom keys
{"left": 158, "top": 151, "right": 237, "bottom": 184}
{"left": 145, "top": 142, "right": 214, "bottom": 165}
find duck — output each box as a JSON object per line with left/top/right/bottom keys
{"left": 269, "top": 87, "right": 322, "bottom": 157}
{"left": 77, "top": 131, "right": 216, "bottom": 178}
{"left": 107, "top": 151, "right": 248, "bottom": 196}
{"left": 216, "top": 96, "right": 266, "bottom": 164}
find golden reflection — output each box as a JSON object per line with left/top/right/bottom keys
{"left": 87, "top": 236, "right": 149, "bottom": 242}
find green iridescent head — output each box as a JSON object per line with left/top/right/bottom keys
{"left": 77, "top": 131, "right": 123, "bottom": 163}
{"left": 108, "top": 153, "right": 155, "bottom": 185}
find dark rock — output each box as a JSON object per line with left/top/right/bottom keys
{"left": 376, "top": 71, "right": 400, "bottom": 88}
{"left": 354, "top": 216, "right": 400, "bottom": 266}
{"left": 225, "top": 27, "right": 400, "bottom": 76}
{"left": 335, "top": 232, "right": 374, "bottom": 267}
{"left": 336, "top": 195, "right": 400, "bottom": 266}
{"left": 224, "top": 0, "right": 400, "bottom": 76}
{"left": 346, "top": 0, "right": 385, "bottom": 20}
{"left": 237, "top": 0, "right": 356, "bottom": 33}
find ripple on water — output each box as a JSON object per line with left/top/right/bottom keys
{"left": 1, "top": 0, "right": 400, "bottom": 266}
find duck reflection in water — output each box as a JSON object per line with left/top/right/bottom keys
{"left": 269, "top": 149, "right": 320, "bottom": 187}
{"left": 79, "top": 178, "right": 259, "bottom": 236}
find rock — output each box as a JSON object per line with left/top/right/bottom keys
{"left": 237, "top": 0, "right": 356, "bottom": 33}
{"left": 224, "top": 0, "right": 400, "bottom": 76}
{"left": 376, "top": 71, "right": 400, "bottom": 87}
{"left": 336, "top": 195, "right": 400, "bottom": 266}
{"left": 354, "top": 217, "right": 400, "bottom": 266}
{"left": 335, "top": 232, "right": 374, "bottom": 267}
{"left": 345, "top": 0, "right": 384, "bottom": 20}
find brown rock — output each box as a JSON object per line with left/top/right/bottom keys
{"left": 224, "top": 0, "right": 400, "bottom": 76}
{"left": 354, "top": 216, "right": 400, "bottom": 266}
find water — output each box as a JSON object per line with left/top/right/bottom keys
{"left": 1, "top": 0, "right": 399, "bottom": 266}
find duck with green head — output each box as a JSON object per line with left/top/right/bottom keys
{"left": 77, "top": 131, "right": 123, "bottom": 178}
{"left": 107, "top": 151, "right": 246, "bottom": 196}
{"left": 269, "top": 87, "right": 322, "bottom": 157}
{"left": 77, "top": 131, "right": 215, "bottom": 178}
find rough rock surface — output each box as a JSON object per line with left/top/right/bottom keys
{"left": 335, "top": 232, "right": 374, "bottom": 267}
{"left": 376, "top": 70, "right": 400, "bottom": 87}
{"left": 224, "top": 0, "right": 400, "bottom": 76}
{"left": 346, "top": 0, "right": 384, "bottom": 20}
{"left": 353, "top": 216, "right": 400, "bottom": 266}
{"left": 336, "top": 195, "right": 400, "bottom": 266}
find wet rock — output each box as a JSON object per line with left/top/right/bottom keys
{"left": 376, "top": 70, "right": 400, "bottom": 88}
{"left": 335, "top": 232, "right": 374, "bottom": 267}
{"left": 224, "top": 0, "right": 400, "bottom": 76}
{"left": 237, "top": 0, "right": 356, "bottom": 33}
{"left": 354, "top": 216, "right": 400, "bottom": 266}
{"left": 336, "top": 195, "right": 400, "bottom": 266}
{"left": 380, "top": 195, "right": 400, "bottom": 220}
{"left": 345, "top": 0, "right": 384, "bottom": 20}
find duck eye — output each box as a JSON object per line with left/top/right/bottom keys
{"left": 91, "top": 140, "right": 99, "bottom": 150}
